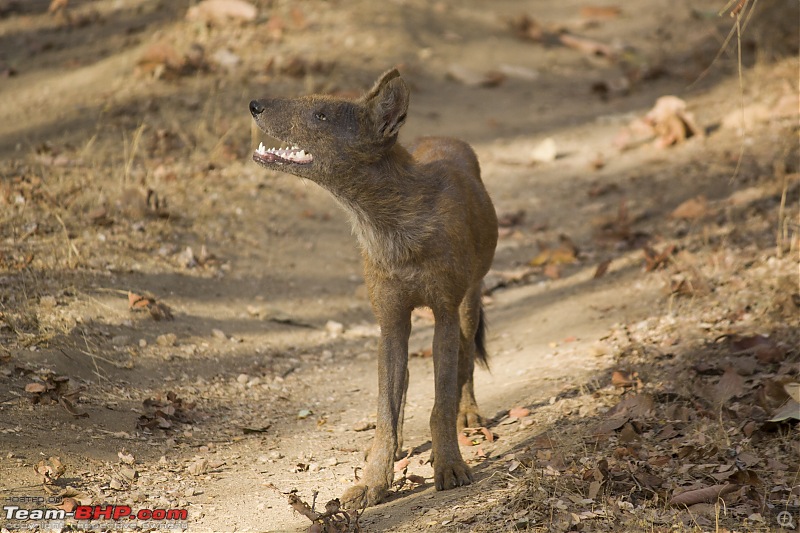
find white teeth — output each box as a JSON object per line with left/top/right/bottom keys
{"left": 254, "top": 141, "right": 313, "bottom": 164}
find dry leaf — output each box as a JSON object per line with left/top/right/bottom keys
{"left": 635, "top": 472, "right": 665, "bottom": 490}
{"left": 714, "top": 367, "right": 745, "bottom": 405}
{"left": 593, "top": 259, "right": 611, "bottom": 279}
{"left": 128, "top": 291, "right": 174, "bottom": 321}
{"left": 619, "top": 422, "right": 639, "bottom": 443}
{"left": 643, "top": 244, "right": 675, "bottom": 271}
{"left": 644, "top": 96, "right": 703, "bottom": 148}
{"left": 783, "top": 382, "right": 800, "bottom": 403}
{"left": 290, "top": 6, "right": 307, "bottom": 29}
{"left": 607, "top": 393, "right": 655, "bottom": 418}
{"left": 508, "top": 406, "right": 531, "bottom": 419}
{"left": 118, "top": 451, "right": 135, "bottom": 465}
{"left": 137, "top": 42, "right": 185, "bottom": 73}
{"left": 768, "top": 399, "right": 800, "bottom": 423}
{"left": 497, "top": 209, "right": 526, "bottom": 228}
{"left": 730, "top": 334, "right": 785, "bottom": 364}
{"left": 671, "top": 196, "right": 709, "bottom": 220}
{"left": 446, "top": 64, "right": 506, "bottom": 88}
{"left": 25, "top": 382, "right": 47, "bottom": 394}
{"left": 593, "top": 414, "right": 628, "bottom": 436}
{"left": 393, "top": 457, "right": 410, "bottom": 472}
{"left": 483, "top": 267, "right": 537, "bottom": 293}
{"left": 611, "top": 370, "right": 639, "bottom": 389}
{"left": 34, "top": 457, "right": 66, "bottom": 484}
{"left": 186, "top": 0, "right": 257, "bottom": 24}
{"left": 588, "top": 480, "right": 603, "bottom": 499}
{"left": 543, "top": 263, "right": 561, "bottom": 279}
{"left": 530, "top": 236, "right": 578, "bottom": 266}
{"left": 56, "top": 497, "right": 78, "bottom": 512}
{"left": 88, "top": 207, "right": 112, "bottom": 226}
{"left": 758, "top": 379, "right": 792, "bottom": 411}
{"left": 128, "top": 291, "right": 151, "bottom": 309}
{"left": 508, "top": 14, "right": 544, "bottom": 42}
{"left": 558, "top": 33, "right": 615, "bottom": 58}
{"left": 59, "top": 396, "right": 89, "bottom": 418}
{"left": 458, "top": 433, "right": 475, "bottom": 446}
{"left": 580, "top": 5, "right": 622, "bottom": 19}
{"left": 670, "top": 484, "right": 738, "bottom": 506}
{"left": 48, "top": 0, "right": 68, "bottom": 13}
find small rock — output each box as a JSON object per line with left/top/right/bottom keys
{"left": 138, "top": 339, "right": 147, "bottom": 348}
{"left": 187, "top": 458, "right": 209, "bottom": 476}
{"left": 344, "top": 323, "right": 380, "bottom": 338}
{"left": 325, "top": 320, "right": 344, "bottom": 337}
{"left": 111, "top": 335, "right": 131, "bottom": 347}
{"left": 212, "top": 48, "right": 241, "bottom": 70}
{"left": 530, "top": 137, "right": 558, "bottom": 163}
{"left": 118, "top": 451, "right": 135, "bottom": 465}
{"left": 325, "top": 457, "right": 338, "bottom": 467}
{"left": 179, "top": 247, "right": 198, "bottom": 268}
{"left": 120, "top": 466, "right": 137, "bottom": 481}
{"left": 236, "top": 373, "right": 250, "bottom": 384}
{"left": 353, "top": 419, "right": 376, "bottom": 432}
{"left": 246, "top": 305, "right": 264, "bottom": 317}
{"left": 186, "top": 0, "right": 258, "bottom": 24}
{"left": 156, "top": 333, "right": 177, "bottom": 347}
{"left": 308, "top": 462, "right": 321, "bottom": 473}
{"left": 109, "top": 478, "right": 123, "bottom": 490}
{"left": 446, "top": 64, "right": 505, "bottom": 87}
{"left": 212, "top": 328, "right": 227, "bottom": 340}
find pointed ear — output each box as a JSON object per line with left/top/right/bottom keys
{"left": 362, "top": 69, "right": 410, "bottom": 138}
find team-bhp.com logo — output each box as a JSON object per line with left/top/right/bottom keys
{"left": 4, "top": 504, "right": 188, "bottom": 522}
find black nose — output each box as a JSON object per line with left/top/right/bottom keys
{"left": 249, "top": 100, "right": 265, "bottom": 116}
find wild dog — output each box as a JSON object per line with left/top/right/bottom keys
{"left": 249, "top": 68, "right": 498, "bottom": 508}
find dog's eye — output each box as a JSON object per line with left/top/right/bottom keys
{"left": 315, "top": 112, "right": 327, "bottom": 121}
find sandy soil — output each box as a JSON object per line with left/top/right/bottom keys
{"left": 0, "top": 0, "right": 797, "bottom": 532}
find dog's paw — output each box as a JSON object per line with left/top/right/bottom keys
{"left": 456, "top": 408, "right": 484, "bottom": 431}
{"left": 341, "top": 483, "right": 388, "bottom": 510}
{"left": 434, "top": 458, "right": 473, "bottom": 491}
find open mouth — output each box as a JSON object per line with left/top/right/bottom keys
{"left": 253, "top": 141, "right": 314, "bottom": 166}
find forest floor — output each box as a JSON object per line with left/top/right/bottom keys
{"left": 0, "top": 0, "right": 798, "bottom": 531}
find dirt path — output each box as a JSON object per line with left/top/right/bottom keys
{"left": 1, "top": 1, "right": 797, "bottom": 532}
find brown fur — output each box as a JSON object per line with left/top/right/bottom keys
{"left": 249, "top": 69, "right": 498, "bottom": 508}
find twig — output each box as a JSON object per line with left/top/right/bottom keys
{"left": 123, "top": 122, "right": 147, "bottom": 185}
{"left": 52, "top": 211, "right": 80, "bottom": 266}
{"left": 776, "top": 173, "right": 789, "bottom": 258}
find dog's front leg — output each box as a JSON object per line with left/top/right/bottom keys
{"left": 431, "top": 306, "right": 473, "bottom": 491}
{"left": 342, "top": 304, "right": 411, "bottom": 509}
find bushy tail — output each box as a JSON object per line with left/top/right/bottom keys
{"left": 475, "top": 304, "right": 489, "bottom": 369}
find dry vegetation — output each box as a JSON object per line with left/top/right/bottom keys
{"left": 0, "top": 0, "right": 798, "bottom": 532}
